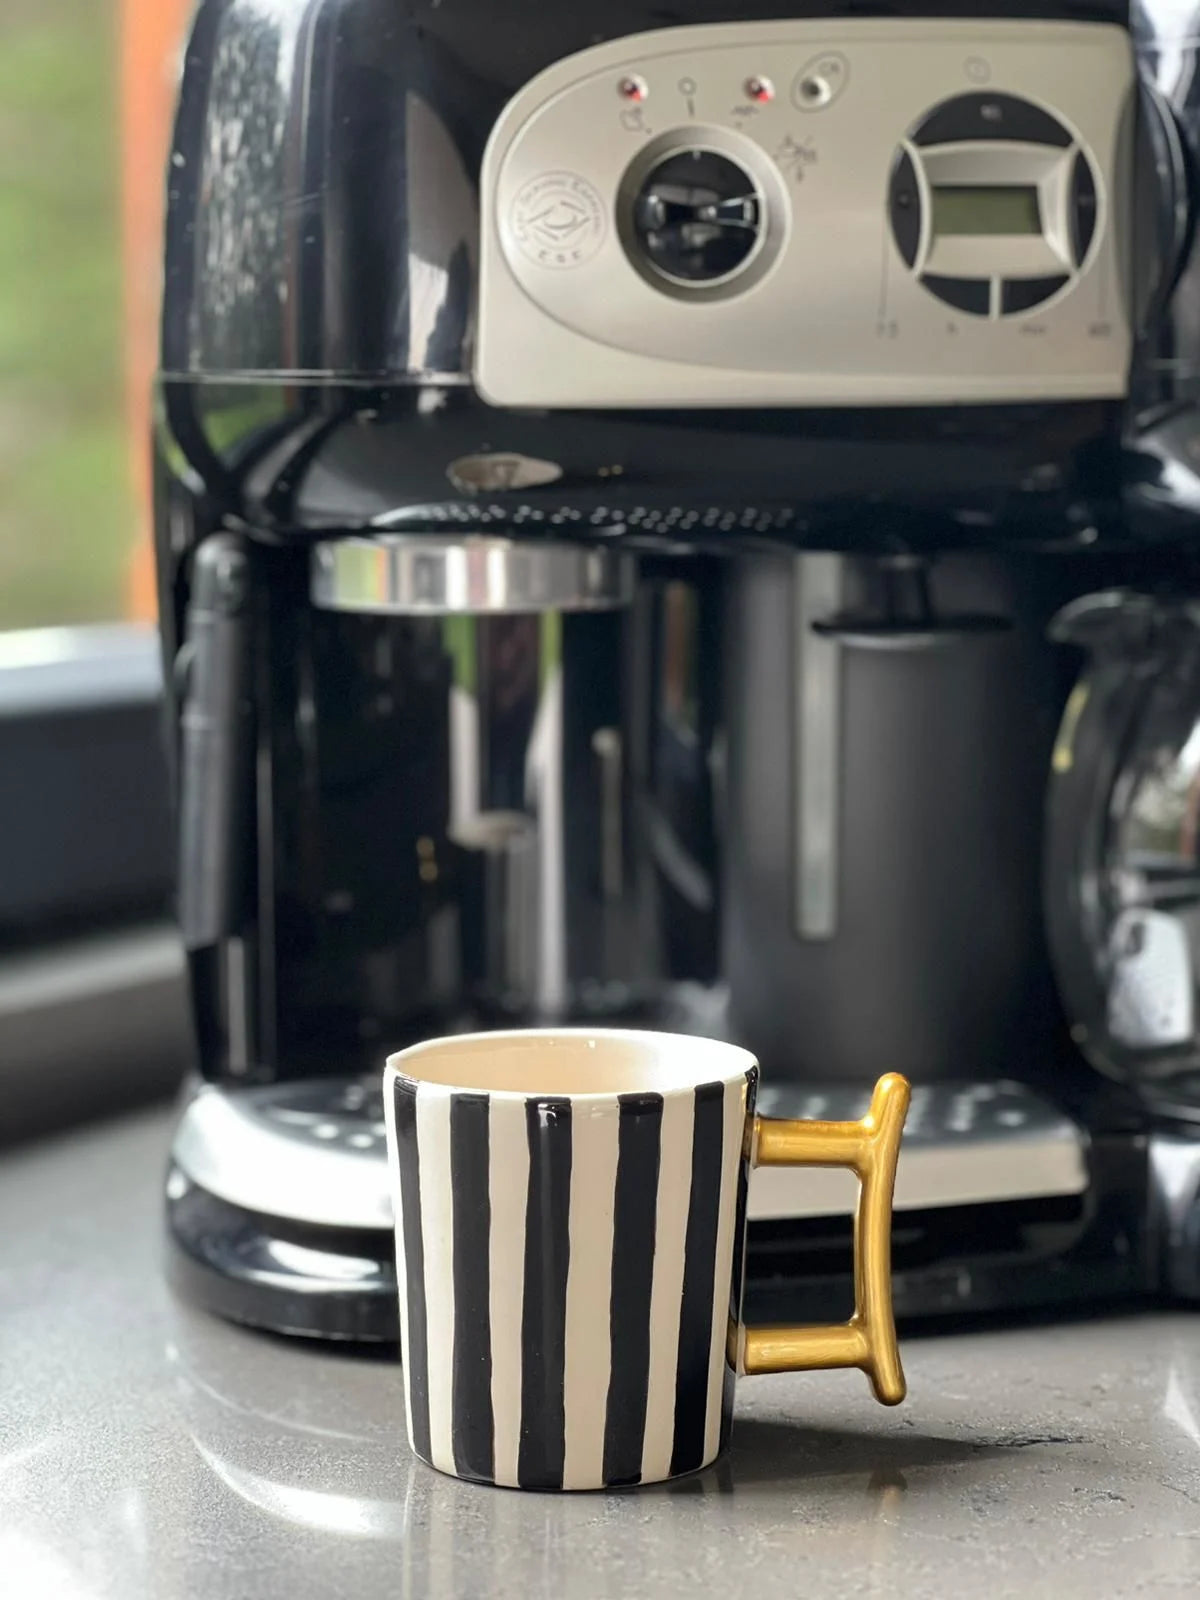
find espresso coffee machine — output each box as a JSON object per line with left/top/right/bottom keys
{"left": 157, "top": 0, "right": 1200, "bottom": 1340}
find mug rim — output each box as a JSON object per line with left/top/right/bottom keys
{"left": 384, "top": 1026, "right": 759, "bottom": 1102}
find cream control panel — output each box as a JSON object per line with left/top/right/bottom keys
{"left": 475, "top": 20, "right": 1134, "bottom": 408}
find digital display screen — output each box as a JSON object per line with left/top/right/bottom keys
{"left": 931, "top": 185, "right": 1042, "bottom": 237}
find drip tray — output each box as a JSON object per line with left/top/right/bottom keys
{"left": 170, "top": 1078, "right": 393, "bottom": 1234}
{"left": 167, "top": 1076, "right": 1103, "bottom": 1342}
{"left": 753, "top": 1078, "right": 1088, "bottom": 1217}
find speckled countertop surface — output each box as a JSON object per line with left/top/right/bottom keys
{"left": 2, "top": 1106, "right": 1199, "bottom": 1599}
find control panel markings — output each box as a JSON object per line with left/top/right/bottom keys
{"left": 480, "top": 21, "right": 1132, "bottom": 407}
{"left": 878, "top": 209, "right": 891, "bottom": 322}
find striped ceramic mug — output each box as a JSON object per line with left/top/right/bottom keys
{"left": 383, "top": 1029, "right": 910, "bottom": 1491}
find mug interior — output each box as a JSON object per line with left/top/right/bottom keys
{"left": 386, "top": 1028, "right": 757, "bottom": 1098}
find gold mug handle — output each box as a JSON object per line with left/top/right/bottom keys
{"left": 734, "top": 1073, "right": 912, "bottom": 1406}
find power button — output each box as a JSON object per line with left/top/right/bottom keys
{"left": 792, "top": 52, "right": 850, "bottom": 112}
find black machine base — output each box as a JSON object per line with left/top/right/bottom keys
{"left": 166, "top": 1164, "right": 399, "bottom": 1343}
{"left": 167, "top": 1170, "right": 1155, "bottom": 1344}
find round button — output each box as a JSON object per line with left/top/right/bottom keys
{"left": 627, "top": 149, "right": 763, "bottom": 286}
{"left": 792, "top": 52, "right": 850, "bottom": 112}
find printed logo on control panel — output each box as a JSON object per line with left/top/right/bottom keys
{"left": 509, "top": 172, "right": 606, "bottom": 269}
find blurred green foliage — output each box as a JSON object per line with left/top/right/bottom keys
{"left": 0, "top": 0, "right": 133, "bottom": 630}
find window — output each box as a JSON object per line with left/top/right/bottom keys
{"left": 4, "top": 0, "right": 120, "bottom": 625}
{"left": 0, "top": 0, "right": 195, "bottom": 1142}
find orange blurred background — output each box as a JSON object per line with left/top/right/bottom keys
{"left": 122, "top": 0, "right": 191, "bottom": 623}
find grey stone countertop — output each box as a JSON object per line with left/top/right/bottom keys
{"left": 3, "top": 1106, "right": 1200, "bottom": 1599}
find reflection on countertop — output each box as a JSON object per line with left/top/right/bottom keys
{"left": 2, "top": 1106, "right": 1200, "bottom": 1600}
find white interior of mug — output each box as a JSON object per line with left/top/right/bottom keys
{"left": 386, "top": 1028, "right": 756, "bottom": 1098}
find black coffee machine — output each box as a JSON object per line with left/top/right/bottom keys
{"left": 157, "top": 0, "right": 1200, "bottom": 1340}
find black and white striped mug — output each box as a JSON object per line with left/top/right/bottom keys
{"left": 383, "top": 1029, "right": 910, "bottom": 1491}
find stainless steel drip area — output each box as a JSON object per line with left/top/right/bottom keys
{"left": 311, "top": 535, "right": 634, "bottom": 617}
{"left": 307, "top": 535, "right": 687, "bottom": 1028}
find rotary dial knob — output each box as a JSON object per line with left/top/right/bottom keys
{"left": 629, "top": 149, "right": 763, "bottom": 286}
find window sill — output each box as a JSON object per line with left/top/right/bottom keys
{"left": 0, "top": 922, "right": 192, "bottom": 1148}
{"left": 0, "top": 623, "right": 172, "bottom": 942}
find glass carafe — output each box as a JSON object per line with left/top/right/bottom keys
{"left": 1046, "top": 589, "right": 1200, "bottom": 1126}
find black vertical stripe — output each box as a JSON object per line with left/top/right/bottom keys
{"left": 671, "top": 1080, "right": 727, "bottom": 1477}
{"left": 519, "top": 1097, "right": 572, "bottom": 1489}
{"left": 721, "top": 1067, "right": 757, "bottom": 1453}
{"left": 392, "top": 1078, "right": 431, "bottom": 1464}
{"left": 603, "top": 1091, "right": 663, "bottom": 1486}
{"left": 719, "top": 1353, "right": 737, "bottom": 1455}
{"left": 451, "top": 1093, "right": 493, "bottom": 1482}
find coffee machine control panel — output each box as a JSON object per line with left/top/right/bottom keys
{"left": 476, "top": 20, "right": 1135, "bottom": 407}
